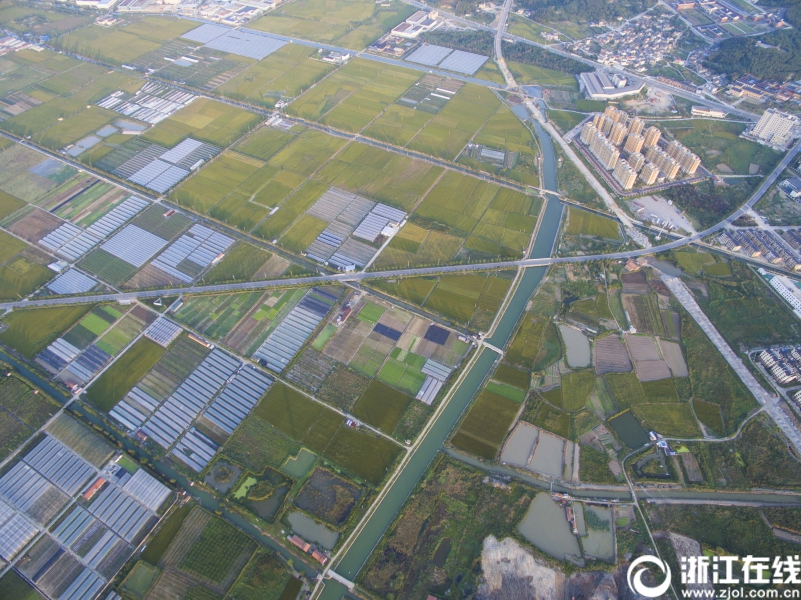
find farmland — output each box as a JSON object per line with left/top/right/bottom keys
{"left": 287, "top": 59, "right": 420, "bottom": 131}
{"left": 252, "top": 0, "right": 413, "bottom": 49}
{"left": 85, "top": 337, "right": 167, "bottom": 411}
{"left": 217, "top": 44, "right": 336, "bottom": 108}
{"left": 0, "top": 371, "right": 60, "bottom": 460}
{"left": 565, "top": 208, "right": 620, "bottom": 239}
{"left": 373, "top": 270, "right": 513, "bottom": 331}
{"left": 0, "top": 304, "right": 94, "bottom": 358}
{"left": 451, "top": 388, "right": 521, "bottom": 459}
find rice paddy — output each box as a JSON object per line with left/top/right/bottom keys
{"left": 287, "top": 59, "right": 421, "bottom": 132}
{"left": 0, "top": 303, "right": 95, "bottom": 358}
{"left": 565, "top": 208, "right": 621, "bottom": 239}
{"left": 451, "top": 388, "right": 520, "bottom": 460}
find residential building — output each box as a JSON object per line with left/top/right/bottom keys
{"left": 624, "top": 133, "right": 644, "bottom": 153}
{"left": 646, "top": 145, "right": 680, "bottom": 179}
{"left": 665, "top": 140, "right": 701, "bottom": 175}
{"left": 628, "top": 151, "right": 645, "bottom": 172}
{"left": 628, "top": 117, "right": 645, "bottom": 136}
{"left": 613, "top": 159, "right": 637, "bottom": 190}
{"left": 640, "top": 162, "right": 660, "bottom": 184}
{"left": 609, "top": 122, "right": 628, "bottom": 146}
{"left": 580, "top": 122, "right": 597, "bottom": 144}
{"left": 588, "top": 132, "right": 620, "bottom": 169}
{"left": 592, "top": 113, "right": 613, "bottom": 135}
{"left": 750, "top": 108, "right": 801, "bottom": 148}
{"left": 643, "top": 126, "right": 661, "bottom": 147}
{"left": 604, "top": 105, "right": 629, "bottom": 125}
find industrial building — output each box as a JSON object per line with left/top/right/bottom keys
{"left": 578, "top": 71, "right": 645, "bottom": 100}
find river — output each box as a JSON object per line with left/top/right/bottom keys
{"left": 317, "top": 114, "right": 565, "bottom": 598}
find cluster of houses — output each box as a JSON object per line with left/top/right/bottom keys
{"left": 759, "top": 347, "right": 801, "bottom": 384}
{"left": 718, "top": 229, "right": 801, "bottom": 271}
{"left": 369, "top": 10, "right": 443, "bottom": 57}
{"left": 728, "top": 74, "right": 801, "bottom": 106}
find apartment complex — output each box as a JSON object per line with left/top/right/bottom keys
{"left": 613, "top": 159, "right": 637, "bottom": 190}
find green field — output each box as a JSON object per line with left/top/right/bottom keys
{"left": 693, "top": 399, "right": 724, "bottom": 434}
{"left": 287, "top": 59, "right": 420, "bottom": 131}
{"left": 47, "top": 413, "right": 115, "bottom": 466}
{"left": 372, "top": 222, "right": 465, "bottom": 270}
{"left": 407, "top": 84, "right": 500, "bottom": 160}
{"left": 565, "top": 208, "right": 620, "bottom": 239}
{"left": 121, "top": 562, "right": 159, "bottom": 599}
{"left": 561, "top": 370, "right": 595, "bottom": 411}
{"left": 451, "top": 389, "right": 520, "bottom": 459}
{"left": 493, "top": 364, "right": 530, "bottom": 389}
{"left": 251, "top": 0, "right": 413, "bottom": 50}
{"left": 314, "top": 142, "right": 443, "bottom": 212}
{"left": 0, "top": 570, "right": 42, "bottom": 600}
{"left": 675, "top": 250, "right": 715, "bottom": 273}
{"left": 0, "top": 304, "right": 94, "bottom": 358}
{"left": 324, "top": 426, "right": 402, "bottom": 485}
{"left": 217, "top": 44, "right": 336, "bottom": 108}
{"left": 255, "top": 382, "right": 325, "bottom": 439}
{"left": 200, "top": 243, "right": 272, "bottom": 284}
{"left": 227, "top": 550, "right": 293, "bottom": 600}
{"left": 85, "top": 338, "right": 166, "bottom": 411}
{"left": 179, "top": 516, "right": 257, "bottom": 583}
{"left": 641, "top": 378, "right": 680, "bottom": 403}
{"left": 353, "top": 381, "right": 413, "bottom": 434}
{"left": 140, "top": 97, "right": 260, "bottom": 148}
{"left": 632, "top": 403, "right": 701, "bottom": 438}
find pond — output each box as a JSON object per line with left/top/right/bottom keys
{"left": 282, "top": 448, "right": 317, "bottom": 478}
{"left": 288, "top": 511, "right": 340, "bottom": 551}
{"left": 232, "top": 468, "right": 292, "bottom": 522}
{"left": 608, "top": 411, "right": 649, "bottom": 448}
{"left": 529, "top": 431, "right": 565, "bottom": 479}
{"left": 517, "top": 493, "right": 581, "bottom": 560}
{"left": 559, "top": 325, "right": 591, "bottom": 368}
{"left": 500, "top": 422, "right": 538, "bottom": 467}
{"left": 580, "top": 505, "right": 615, "bottom": 561}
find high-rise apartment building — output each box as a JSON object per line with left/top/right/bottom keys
{"left": 624, "top": 133, "right": 644, "bottom": 154}
{"left": 643, "top": 126, "right": 661, "bottom": 148}
{"left": 609, "top": 122, "right": 628, "bottom": 146}
{"left": 628, "top": 151, "right": 645, "bottom": 173}
{"left": 628, "top": 117, "right": 645, "bottom": 136}
{"left": 640, "top": 162, "right": 659, "bottom": 185}
{"left": 613, "top": 159, "right": 637, "bottom": 190}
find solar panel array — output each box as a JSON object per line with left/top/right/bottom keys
{"left": 203, "top": 366, "right": 272, "bottom": 434}
{"left": 150, "top": 224, "right": 233, "bottom": 283}
{"left": 253, "top": 289, "right": 337, "bottom": 372}
{"left": 404, "top": 44, "right": 489, "bottom": 75}
{"left": 47, "top": 269, "right": 98, "bottom": 295}
{"left": 142, "top": 349, "right": 240, "bottom": 449}
{"left": 100, "top": 225, "right": 170, "bottom": 268}
{"left": 182, "top": 24, "right": 287, "bottom": 60}
{"left": 97, "top": 82, "right": 196, "bottom": 125}
{"left": 41, "top": 195, "right": 156, "bottom": 264}
{"left": 0, "top": 435, "right": 170, "bottom": 600}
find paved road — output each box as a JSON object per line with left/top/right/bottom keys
{"left": 661, "top": 274, "right": 801, "bottom": 454}
{"left": 494, "top": 0, "right": 516, "bottom": 89}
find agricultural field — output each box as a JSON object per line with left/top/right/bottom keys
{"left": 142, "top": 97, "right": 260, "bottom": 149}
{"left": 54, "top": 16, "right": 197, "bottom": 66}
{"left": 85, "top": 337, "right": 167, "bottom": 411}
{"left": 0, "top": 1, "right": 91, "bottom": 37}
{"left": 228, "top": 382, "right": 404, "bottom": 485}
{"left": 313, "top": 142, "right": 443, "bottom": 212}
{"left": 371, "top": 270, "right": 514, "bottom": 331}
{"left": 406, "top": 84, "right": 501, "bottom": 160}
{"left": 199, "top": 241, "right": 285, "bottom": 284}
{"left": 139, "top": 505, "right": 259, "bottom": 598}
{"left": 0, "top": 230, "right": 53, "bottom": 301}
{"left": 217, "top": 44, "right": 336, "bottom": 108}
{"left": 0, "top": 143, "right": 83, "bottom": 205}
{"left": 173, "top": 288, "right": 306, "bottom": 356}
{"left": 251, "top": 0, "right": 413, "bottom": 49}
{"left": 564, "top": 208, "right": 620, "bottom": 239}
{"left": 0, "top": 303, "right": 95, "bottom": 358}
{"left": 0, "top": 370, "right": 60, "bottom": 460}
{"left": 413, "top": 171, "right": 540, "bottom": 260}
{"left": 175, "top": 126, "right": 344, "bottom": 235}
{"left": 371, "top": 221, "right": 467, "bottom": 270}
{"left": 459, "top": 103, "right": 540, "bottom": 186}
{"left": 47, "top": 412, "right": 115, "bottom": 466}
{"left": 451, "top": 387, "right": 522, "bottom": 459}
{"left": 286, "top": 59, "right": 421, "bottom": 132}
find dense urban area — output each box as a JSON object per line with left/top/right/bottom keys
{"left": 0, "top": 0, "right": 800, "bottom": 599}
